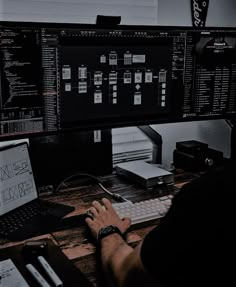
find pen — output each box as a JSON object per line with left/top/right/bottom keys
{"left": 37, "top": 256, "right": 63, "bottom": 287}
{"left": 26, "top": 263, "right": 51, "bottom": 287}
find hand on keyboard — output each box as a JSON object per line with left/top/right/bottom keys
{"left": 85, "top": 198, "right": 131, "bottom": 241}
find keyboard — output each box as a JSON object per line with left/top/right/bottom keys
{"left": 52, "top": 195, "right": 175, "bottom": 232}
{"left": 0, "top": 200, "right": 74, "bottom": 240}
{"left": 112, "top": 195, "right": 173, "bottom": 225}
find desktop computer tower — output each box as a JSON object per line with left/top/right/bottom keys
{"left": 29, "top": 129, "right": 113, "bottom": 188}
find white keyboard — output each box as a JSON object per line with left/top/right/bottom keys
{"left": 112, "top": 195, "right": 173, "bottom": 225}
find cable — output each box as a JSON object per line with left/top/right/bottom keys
{"left": 97, "top": 182, "right": 130, "bottom": 202}
{"left": 55, "top": 173, "right": 130, "bottom": 202}
{"left": 55, "top": 173, "right": 98, "bottom": 192}
{"left": 225, "top": 119, "right": 234, "bottom": 128}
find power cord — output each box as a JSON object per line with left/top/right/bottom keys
{"left": 54, "top": 173, "right": 130, "bottom": 202}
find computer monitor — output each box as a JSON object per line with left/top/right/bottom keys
{"left": 1, "top": 22, "right": 236, "bottom": 166}
{"left": 1, "top": 21, "right": 236, "bottom": 139}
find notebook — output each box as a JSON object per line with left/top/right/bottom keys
{"left": 0, "top": 142, "right": 75, "bottom": 241}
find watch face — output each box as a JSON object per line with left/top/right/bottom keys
{"left": 100, "top": 225, "right": 115, "bottom": 237}
{"left": 98, "top": 225, "right": 121, "bottom": 241}
{"left": 102, "top": 226, "right": 114, "bottom": 234}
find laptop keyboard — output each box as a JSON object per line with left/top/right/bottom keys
{"left": 0, "top": 201, "right": 74, "bottom": 240}
{"left": 0, "top": 202, "right": 48, "bottom": 238}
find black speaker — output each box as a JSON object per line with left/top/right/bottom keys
{"left": 173, "top": 140, "right": 224, "bottom": 171}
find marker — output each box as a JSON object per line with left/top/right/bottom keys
{"left": 37, "top": 256, "right": 63, "bottom": 287}
{"left": 26, "top": 263, "right": 51, "bottom": 287}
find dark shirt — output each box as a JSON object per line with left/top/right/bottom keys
{"left": 141, "top": 162, "right": 236, "bottom": 287}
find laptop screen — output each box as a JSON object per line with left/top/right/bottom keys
{"left": 0, "top": 143, "right": 38, "bottom": 216}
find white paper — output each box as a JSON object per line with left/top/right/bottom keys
{"left": 0, "top": 259, "right": 30, "bottom": 287}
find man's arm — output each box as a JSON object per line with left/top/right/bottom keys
{"left": 85, "top": 198, "right": 161, "bottom": 287}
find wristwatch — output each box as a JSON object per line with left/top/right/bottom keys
{"left": 97, "top": 225, "right": 123, "bottom": 242}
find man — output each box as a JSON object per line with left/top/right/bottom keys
{"left": 85, "top": 162, "right": 235, "bottom": 287}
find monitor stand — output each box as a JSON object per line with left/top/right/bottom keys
{"left": 137, "top": 125, "right": 162, "bottom": 165}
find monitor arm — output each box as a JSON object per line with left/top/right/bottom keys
{"left": 137, "top": 125, "right": 163, "bottom": 165}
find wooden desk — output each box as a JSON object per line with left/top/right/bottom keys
{"left": 0, "top": 171, "right": 196, "bottom": 286}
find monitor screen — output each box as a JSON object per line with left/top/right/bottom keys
{"left": 0, "top": 22, "right": 236, "bottom": 141}
{"left": 57, "top": 27, "right": 184, "bottom": 129}
{"left": 183, "top": 29, "right": 236, "bottom": 119}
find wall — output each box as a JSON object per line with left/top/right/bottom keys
{"left": 0, "top": 0, "right": 158, "bottom": 25}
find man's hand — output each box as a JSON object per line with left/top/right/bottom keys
{"left": 85, "top": 198, "right": 157, "bottom": 287}
{"left": 85, "top": 198, "right": 131, "bottom": 240}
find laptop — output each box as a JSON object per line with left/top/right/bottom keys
{"left": 0, "top": 142, "right": 75, "bottom": 241}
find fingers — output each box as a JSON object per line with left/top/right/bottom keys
{"left": 89, "top": 206, "right": 98, "bottom": 217}
{"left": 87, "top": 200, "right": 105, "bottom": 219}
{"left": 122, "top": 217, "right": 131, "bottom": 229}
{"left": 102, "top": 198, "right": 113, "bottom": 210}
{"left": 86, "top": 198, "right": 130, "bottom": 225}
{"left": 92, "top": 200, "right": 105, "bottom": 213}
{"left": 85, "top": 216, "right": 94, "bottom": 227}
